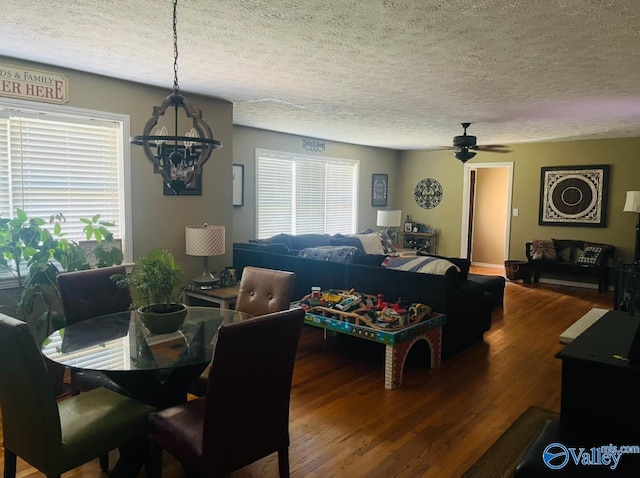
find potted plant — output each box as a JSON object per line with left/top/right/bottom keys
{"left": 1, "top": 210, "right": 124, "bottom": 396}
{"left": 114, "top": 248, "right": 187, "bottom": 334}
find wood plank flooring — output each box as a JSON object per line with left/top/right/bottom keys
{"left": 0, "top": 269, "right": 614, "bottom": 477}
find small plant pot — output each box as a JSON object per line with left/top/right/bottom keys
{"left": 137, "top": 303, "right": 188, "bottom": 334}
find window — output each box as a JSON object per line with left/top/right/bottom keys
{"left": 256, "top": 149, "right": 358, "bottom": 239}
{"left": 0, "top": 98, "right": 131, "bottom": 282}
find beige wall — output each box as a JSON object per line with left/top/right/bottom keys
{"left": 399, "top": 139, "right": 640, "bottom": 263}
{"left": 472, "top": 167, "right": 509, "bottom": 265}
{"left": 1, "top": 56, "right": 234, "bottom": 281}
{"left": 232, "top": 126, "right": 400, "bottom": 242}
{"left": 4, "top": 56, "right": 640, "bottom": 274}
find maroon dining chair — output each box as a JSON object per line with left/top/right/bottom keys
{"left": 148, "top": 307, "right": 305, "bottom": 477}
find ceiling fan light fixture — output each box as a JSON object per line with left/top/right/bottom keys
{"left": 453, "top": 148, "right": 476, "bottom": 163}
{"left": 130, "top": 0, "right": 222, "bottom": 195}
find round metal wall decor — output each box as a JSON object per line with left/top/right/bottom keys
{"left": 414, "top": 178, "right": 443, "bottom": 209}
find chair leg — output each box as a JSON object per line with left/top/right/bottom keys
{"left": 147, "top": 441, "right": 163, "bottom": 478}
{"left": 99, "top": 453, "right": 109, "bottom": 472}
{"left": 277, "top": 449, "right": 290, "bottom": 478}
{"left": 4, "top": 449, "right": 17, "bottom": 478}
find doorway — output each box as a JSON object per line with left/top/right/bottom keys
{"left": 460, "top": 162, "right": 514, "bottom": 267}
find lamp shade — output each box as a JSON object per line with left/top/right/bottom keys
{"left": 377, "top": 210, "right": 402, "bottom": 228}
{"left": 185, "top": 224, "right": 225, "bottom": 256}
{"left": 623, "top": 191, "right": 640, "bottom": 213}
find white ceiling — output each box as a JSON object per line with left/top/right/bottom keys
{"left": 3, "top": 0, "right": 640, "bottom": 150}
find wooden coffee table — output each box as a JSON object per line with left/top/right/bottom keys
{"left": 302, "top": 309, "right": 445, "bottom": 390}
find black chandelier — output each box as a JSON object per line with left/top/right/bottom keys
{"left": 130, "top": 0, "right": 222, "bottom": 195}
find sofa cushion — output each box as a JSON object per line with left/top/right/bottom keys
{"left": 289, "top": 233, "right": 332, "bottom": 250}
{"left": 298, "top": 246, "right": 360, "bottom": 263}
{"left": 530, "top": 239, "right": 556, "bottom": 260}
{"left": 382, "top": 255, "right": 460, "bottom": 276}
{"left": 349, "top": 253, "right": 388, "bottom": 267}
{"left": 330, "top": 234, "right": 365, "bottom": 252}
{"left": 238, "top": 241, "right": 291, "bottom": 255}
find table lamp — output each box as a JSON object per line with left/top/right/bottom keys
{"left": 186, "top": 224, "right": 225, "bottom": 288}
{"left": 377, "top": 209, "right": 402, "bottom": 243}
{"left": 623, "top": 191, "right": 640, "bottom": 263}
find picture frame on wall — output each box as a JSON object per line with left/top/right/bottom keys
{"left": 163, "top": 173, "right": 202, "bottom": 196}
{"left": 371, "top": 173, "right": 388, "bottom": 207}
{"left": 233, "top": 164, "right": 244, "bottom": 207}
{"left": 538, "top": 164, "right": 610, "bottom": 227}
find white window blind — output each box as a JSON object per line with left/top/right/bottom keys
{"left": 256, "top": 149, "right": 358, "bottom": 239}
{"left": 0, "top": 99, "right": 130, "bottom": 283}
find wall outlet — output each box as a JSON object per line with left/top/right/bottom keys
{"left": 513, "top": 208, "right": 519, "bottom": 217}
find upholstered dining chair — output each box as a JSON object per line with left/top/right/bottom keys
{"left": 0, "top": 313, "right": 155, "bottom": 478}
{"left": 57, "top": 265, "right": 133, "bottom": 392}
{"left": 57, "top": 265, "right": 133, "bottom": 471}
{"left": 148, "top": 307, "right": 305, "bottom": 478}
{"left": 188, "top": 266, "right": 296, "bottom": 397}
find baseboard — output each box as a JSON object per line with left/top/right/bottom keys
{"left": 538, "top": 277, "right": 612, "bottom": 291}
{"left": 471, "top": 262, "right": 503, "bottom": 269}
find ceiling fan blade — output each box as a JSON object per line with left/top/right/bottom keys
{"left": 474, "top": 145, "right": 512, "bottom": 153}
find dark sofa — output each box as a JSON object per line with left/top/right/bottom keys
{"left": 525, "top": 239, "right": 614, "bottom": 293}
{"left": 233, "top": 234, "right": 505, "bottom": 359}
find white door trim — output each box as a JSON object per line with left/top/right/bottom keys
{"left": 459, "top": 161, "right": 514, "bottom": 262}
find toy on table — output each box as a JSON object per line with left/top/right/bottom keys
{"left": 298, "top": 288, "right": 431, "bottom": 330}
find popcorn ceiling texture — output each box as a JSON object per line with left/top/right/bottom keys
{"left": 2, "top": 0, "right": 640, "bottom": 150}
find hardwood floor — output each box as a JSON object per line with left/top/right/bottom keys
{"left": 1, "top": 269, "right": 614, "bottom": 477}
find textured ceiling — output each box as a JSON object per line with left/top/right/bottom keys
{"left": 3, "top": 0, "right": 640, "bottom": 150}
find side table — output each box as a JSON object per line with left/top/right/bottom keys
{"left": 183, "top": 285, "right": 239, "bottom": 310}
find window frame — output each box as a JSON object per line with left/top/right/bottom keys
{"left": 254, "top": 148, "right": 359, "bottom": 238}
{"left": 0, "top": 97, "right": 133, "bottom": 285}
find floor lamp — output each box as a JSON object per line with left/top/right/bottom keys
{"left": 186, "top": 224, "right": 225, "bottom": 288}
{"left": 624, "top": 191, "right": 640, "bottom": 263}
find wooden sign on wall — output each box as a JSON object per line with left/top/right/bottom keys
{"left": 0, "top": 64, "right": 69, "bottom": 104}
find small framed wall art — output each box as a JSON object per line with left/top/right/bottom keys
{"left": 233, "top": 164, "right": 244, "bottom": 206}
{"left": 163, "top": 173, "right": 202, "bottom": 196}
{"left": 371, "top": 173, "right": 388, "bottom": 207}
{"left": 539, "top": 165, "right": 609, "bottom": 227}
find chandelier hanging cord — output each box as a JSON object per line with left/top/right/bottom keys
{"left": 130, "top": 0, "right": 222, "bottom": 195}
{"left": 172, "top": 0, "right": 179, "bottom": 95}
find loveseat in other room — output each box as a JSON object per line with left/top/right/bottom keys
{"left": 525, "top": 239, "right": 615, "bottom": 293}
{"left": 232, "top": 233, "right": 505, "bottom": 359}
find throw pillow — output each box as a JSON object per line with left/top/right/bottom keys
{"left": 377, "top": 231, "right": 397, "bottom": 254}
{"left": 382, "top": 255, "right": 460, "bottom": 276}
{"left": 530, "top": 239, "right": 556, "bottom": 261}
{"left": 349, "top": 233, "right": 386, "bottom": 255}
{"left": 577, "top": 245, "right": 603, "bottom": 265}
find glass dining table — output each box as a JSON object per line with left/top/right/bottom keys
{"left": 41, "top": 306, "right": 251, "bottom": 409}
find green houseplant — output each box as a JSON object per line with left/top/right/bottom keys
{"left": 0, "top": 210, "right": 123, "bottom": 396}
{"left": 1, "top": 210, "right": 124, "bottom": 338}
{"left": 114, "top": 248, "right": 187, "bottom": 334}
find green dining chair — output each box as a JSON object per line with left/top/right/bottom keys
{"left": 0, "top": 313, "right": 155, "bottom": 478}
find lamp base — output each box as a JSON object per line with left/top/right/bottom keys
{"left": 192, "top": 257, "right": 219, "bottom": 288}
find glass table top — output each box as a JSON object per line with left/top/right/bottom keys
{"left": 41, "top": 306, "right": 251, "bottom": 372}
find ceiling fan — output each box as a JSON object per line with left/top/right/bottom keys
{"left": 443, "top": 123, "right": 512, "bottom": 163}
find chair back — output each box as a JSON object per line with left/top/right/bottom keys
{"left": 235, "top": 266, "right": 296, "bottom": 316}
{"left": 202, "top": 307, "right": 304, "bottom": 475}
{"left": 57, "top": 265, "right": 132, "bottom": 325}
{"left": 0, "top": 313, "right": 63, "bottom": 470}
